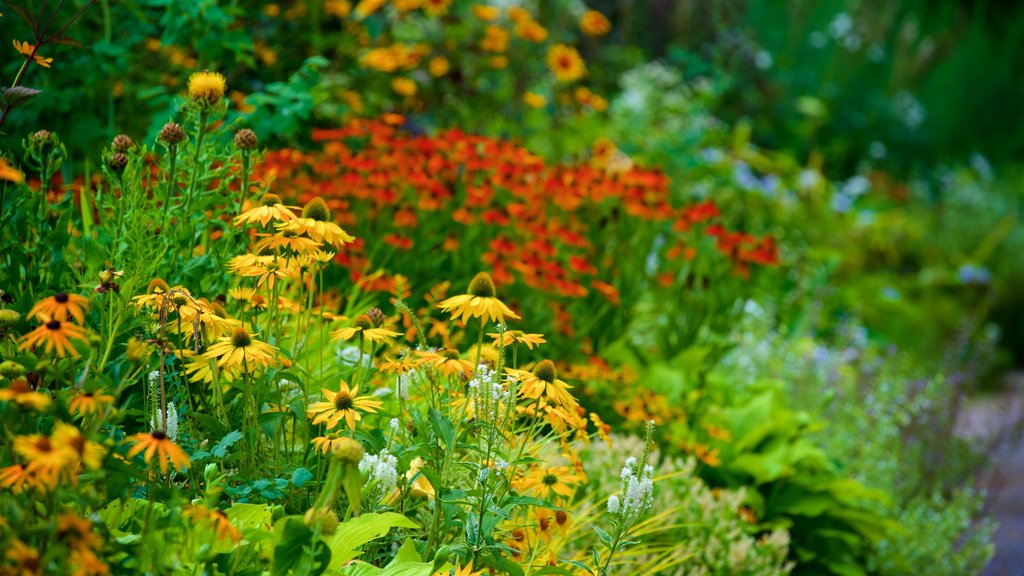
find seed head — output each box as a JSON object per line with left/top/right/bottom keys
{"left": 230, "top": 328, "right": 252, "bottom": 348}
{"left": 365, "top": 307, "right": 385, "bottom": 327}
{"left": 108, "top": 152, "right": 129, "bottom": 173}
{"left": 331, "top": 437, "right": 365, "bottom": 464}
{"left": 111, "top": 134, "right": 134, "bottom": 153}
{"left": 468, "top": 272, "right": 496, "bottom": 298}
{"left": 532, "top": 359, "right": 557, "bottom": 384}
{"left": 147, "top": 278, "right": 170, "bottom": 294}
{"left": 234, "top": 129, "right": 259, "bottom": 151}
{"left": 302, "top": 197, "right": 331, "bottom": 222}
{"left": 260, "top": 193, "right": 282, "bottom": 206}
{"left": 158, "top": 122, "right": 186, "bottom": 146}
{"left": 353, "top": 315, "right": 373, "bottom": 330}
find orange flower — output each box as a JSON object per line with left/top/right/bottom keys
{"left": 126, "top": 431, "right": 191, "bottom": 475}
{"left": 0, "top": 378, "right": 51, "bottom": 411}
{"left": 69, "top": 390, "right": 116, "bottom": 418}
{"left": 416, "top": 349, "right": 474, "bottom": 379}
{"left": 579, "top": 10, "right": 611, "bottom": 36}
{"left": 28, "top": 292, "right": 90, "bottom": 324}
{"left": 547, "top": 44, "right": 585, "bottom": 83}
{"left": 0, "top": 157, "right": 24, "bottom": 182}
{"left": 18, "top": 318, "right": 89, "bottom": 358}
{"left": 13, "top": 39, "right": 53, "bottom": 67}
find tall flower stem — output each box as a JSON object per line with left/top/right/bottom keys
{"left": 161, "top": 146, "right": 178, "bottom": 230}
{"left": 182, "top": 109, "right": 210, "bottom": 218}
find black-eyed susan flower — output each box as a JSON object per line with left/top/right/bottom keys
{"left": 0, "top": 464, "right": 35, "bottom": 493}
{"left": 126, "top": 430, "right": 190, "bottom": 475}
{"left": 57, "top": 512, "right": 103, "bottom": 552}
{"left": 510, "top": 360, "right": 578, "bottom": 409}
{"left": 0, "top": 378, "right": 50, "bottom": 411}
{"left": 310, "top": 435, "right": 353, "bottom": 455}
{"left": 331, "top": 314, "right": 402, "bottom": 344}
{"left": 307, "top": 381, "right": 382, "bottom": 431}
{"left": 28, "top": 292, "right": 89, "bottom": 324}
{"left": 53, "top": 423, "right": 106, "bottom": 470}
{"left": 518, "top": 465, "right": 582, "bottom": 500}
{"left": 416, "top": 349, "right": 475, "bottom": 379}
{"left": 202, "top": 327, "right": 278, "bottom": 370}
{"left": 276, "top": 197, "right": 356, "bottom": 250}
{"left": 547, "top": 44, "right": 586, "bottom": 83}
{"left": 490, "top": 330, "right": 546, "bottom": 350}
{"left": 69, "top": 390, "right": 115, "bottom": 418}
{"left": 437, "top": 272, "right": 519, "bottom": 324}
{"left": 18, "top": 318, "right": 89, "bottom": 358}
{"left": 14, "top": 433, "right": 76, "bottom": 478}
{"left": 234, "top": 193, "right": 298, "bottom": 227}
{"left": 231, "top": 255, "right": 299, "bottom": 289}
{"left": 188, "top": 70, "right": 227, "bottom": 104}
{"left": 4, "top": 540, "right": 42, "bottom": 575}
{"left": 184, "top": 505, "right": 241, "bottom": 543}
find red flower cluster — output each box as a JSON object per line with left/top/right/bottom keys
{"left": 256, "top": 117, "right": 778, "bottom": 339}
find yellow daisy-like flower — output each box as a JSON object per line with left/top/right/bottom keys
{"left": 69, "top": 390, "right": 115, "bottom": 418}
{"left": 547, "top": 44, "right": 586, "bottom": 83}
{"left": 428, "top": 56, "right": 449, "bottom": 77}
{"left": 310, "top": 435, "right": 353, "bottom": 455}
{"left": 188, "top": 70, "right": 227, "bottom": 104}
{"left": 416, "top": 349, "right": 475, "bottom": 379}
{"left": 0, "top": 157, "right": 25, "bottom": 183}
{"left": 53, "top": 422, "right": 106, "bottom": 470}
{"left": 253, "top": 232, "right": 323, "bottom": 254}
{"left": 203, "top": 327, "right": 278, "bottom": 370}
{"left": 13, "top": 39, "right": 52, "bottom": 67}
{"left": 579, "top": 10, "right": 611, "bottom": 37}
{"left": 391, "top": 77, "right": 418, "bottom": 97}
{"left": 0, "top": 464, "right": 36, "bottom": 494}
{"left": 18, "top": 318, "right": 90, "bottom": 358}
{"left": 276, "top": 197, "right": 356, "bottom": 251}
{"left": 509, "top": 360, "right": 578, "bottom": 409}
{"left": 490, "top": 330, "right": 546, "bottom": 350}
{"left": 307, "top": 381, "right": 383, "bottom": 431}
{"left": 0, "top": 378, "right": 51, "bottom": 411}
{"left": 437, "top": 272, "right": 519, "bottom": 324}
{"left": 523, "top": 92, "right": 547, "bottom": 109}
{"left": 184, "top": 505, "right": 242, "bottom": 543}
{"left": 471, "top": 4, "right": 498, "bottom": 21}
{"left": 422, "top": 0, "right": 452, "bottom": 16}
{"left": 14, "top": 433, "right": 76, "bottom": 476}
{"left": 126, "top": 430, "right": 191, "bottom": 475}
{"left": 518, "top": 465, "right": 582, "bottom": 500}
{"left": 331, "top": 314, "right": 403, "bottom": 344}
{"left": 235, "top": 193, "right": 298, "bottom": 227}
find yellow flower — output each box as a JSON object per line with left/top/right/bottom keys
{"left": 547, "top": 44, "right": 586, "bottom": 83}
{"left": 415, "top": 349, "right": 474, "bottom": 379}
{"left": 307, "top": 381, "right": 383, "bottom": 431}
{"left": 325, "top": 0, "right": 352, "bottom": 18}
{"left": 437, "top": 272, "right": 519, "bottom": 324}
{"left": 53, "top": 422, "right": 106, "bottom": 470}
{"left": 13, "top": 39, "right": 52, "bottom": 67}
{"left": 515, "top": 19, "right": 548, "bottom": 43}
{"left": 422, "top": 0, "right": 452, "bottom": 16}
{"left": 184, "top": 505, "right": 242, "bottom": 543}
{"left": 394, "top": 0, "right": 423, "bottom": 11}
{"left": 428, "top": 56, "right": 450, "bottom": 77}
{"left": 14, "top": 433, "right": 76, "bottom": 478}
{"left": 579, "top": 10, "right": 611, "bottom": 37}
{"left": 405, "top": 456, "right": 435, "bottom": 499}
{"left": 331, "top": 314, "right": 403, "bottom": 343}
{"left": 202, "top": 327, "right": 278, "bottom": 370}
{"left": 0, "top": 378, "right": 51, "bottom": 412}
{"left": 188, "top": 70, "right": 227, "bottom": 104}
{"left": 69, "top": 390, "right": 116, "bottom": 418}
{"left": 490, "top": 330, "right": 546, "bottom": 350}
{"left": 126, "top": 431, "right": 191, "bottom": 475}
{"left": 509, "top": 359, "right": 578, "bottom": 409}
{"left": 392, "top": 77, "right": 417, "bottom": 96}
{"left": 275, "top": 197, "right": 356, "bottom": 250}
{"left": 523, "top": 92, "right": 547, "bottom": 109}
{"left": 471, "top": 4, "right": 499, "bottom": 21}
{"left": 518, "top": 465, "right": 582, "bottom": 500}
{"left": 480, "top": 25, "right": 509, "bottom": 53}
{"left": 354, "top": 0, "right": 387, "bottom": 18}
{"left": 0, "top": 157, "right": 24, "bottom": 183}
{"left": 235, "top": 193, "right": 299, "bottom": 227}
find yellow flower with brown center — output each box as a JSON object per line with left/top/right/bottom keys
{"left": 490, "top": 330, "right": 546, "bottom": 350}
{"left": 53, "top": 422, "right": 106, "bottom": 471}
{"left": 67, "top": 387, "right": 114, "bottom": 414}
{"left": 0, "top": 378, "right": 51, "bottom": 411}
{"left": 188, "top": 70, "right": 227, "bottom": 104}
{"left": 331, "top": 314, "right": 402, "bottom": 344}
{"left": 4, "top": 540, "right": 41, "bottom": 575}
{"left": 125, "top": 430, "right": 191, "bottom": 475}
{"left": 0, "top": 464, "right": 36, "bottom": 493}
{"left": 202, "top": 327, "right": 278, "bottom": 371}
{"left": 253, "top": 231, "right": 323, "bottom": 254}
{"left": 275, "top": 197, "right": 356, "bottom": 250}
{"left": 437, "top": 272, "right": 520, "bottom": 324}
{"left": 510, "top": 360, "right": 578, "bottom": 409}
{"left": 416, "top": 349, "right": 475, "bottom": 379}
{"left": 14, "top": 433, "right": 76, "bottom": 478}
{"left": 547, "top": 44, "right": 586, "bottom": 83}
{"left": 579, "top": 10, "right": 611, "bottom": 37}
{"left": 57, "top": 512, "right": 102, "bottom": 552}
{"left": 307, "top": 381, "right": 383, "bottom": 431}
{"left": 18, "top": 318, "right": 90, "bottom": 358}
{"left": 235, "top": 193, "right": 299, "bottom": 227}
{"left": 29, "top": 292, "right": 90, "bottom": 324}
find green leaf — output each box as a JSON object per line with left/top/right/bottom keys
{"left": 324, "top": 513, "right": 420, "bottom": 570}
{"left": 292, "top": 467, "right": 314, "bottom": 488}
{"left": 272, "top": 517, "right": 330, "bottom": 576}
{"left": 428, "top": 408, "right": 455, "bottom": 449}
{"left": 212, "top": 430, "right": 243, "bottom": 458}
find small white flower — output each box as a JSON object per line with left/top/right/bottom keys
{"left": 607, "top": 495, "right": 620, "bottom": 515}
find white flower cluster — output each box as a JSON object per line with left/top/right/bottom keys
{"left": 359, "top": 449, "right": 398, "bottom": 500}
{"left": 152, "top": 401, "right": 179, "bottom": 442}
{"left": 468, "top": 365, "right": 510, "bottom": 425}
{"left": 610, "top": 456, "right": 654, "bottom": 524}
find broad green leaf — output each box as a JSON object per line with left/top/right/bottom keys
{"left": 325, "top": 513, "right": 420, "bottom": 570}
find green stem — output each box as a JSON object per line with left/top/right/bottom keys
{"left": 161, "top": 147, "right": 178, "bottom": 230}
{"left": 182, "top": 109, "right": 210, "bottom": 218}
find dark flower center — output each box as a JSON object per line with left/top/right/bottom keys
{"left": 152, "top": 430, "right": 167, "bottom": 440}
{"left": 468, "top": 272, "right": 496, "bottom": 298}
{"left": 532, "top": 360, "right": 557, "bottom": 384}
{"left": 46, "top": 319, "right": 61, "bottom": 330}
{"left": 334, "top": 393, "right": 354, "bottom": 411}
{"left": 353, "top": 315, "right": 373, "bottom": 330}
{"left": 542, "top": 473, "right": 559, "bottom": 486}
{"left": 260, "top": 193, "right": 282, "bottom": 207}
{"left": 441, "top": 348, "right": 461, "bottom": 360}
{"left": 55, "top": 292, "right": 69, "bottom": 303}
{"left": 35, "top": 437, "right": 53, "bottom": 451}
{"left": 231, "top": 328, "right": 252, "bottom": 348}
{"left": 555, "top": 510, "right": 568, "bottom": 525}
{"left": 302, "top": 197, "right": 331, "bottom": 222}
